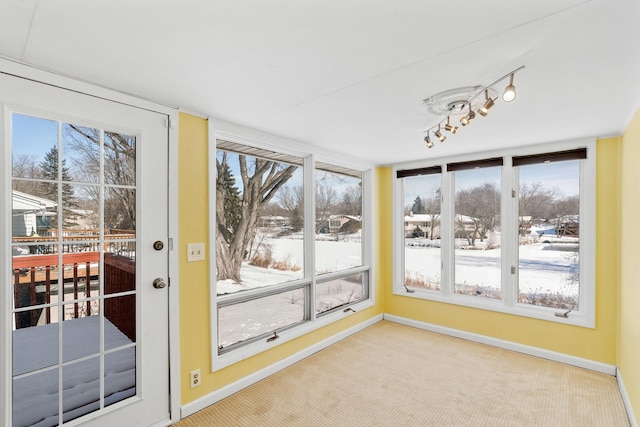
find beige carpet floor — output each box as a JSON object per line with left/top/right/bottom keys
{"left": 175, "top": 321, "right": 630, "bottom": 426}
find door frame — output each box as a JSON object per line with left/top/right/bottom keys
{"left": 0, "top": 56, "right": 181, "bottom": 426}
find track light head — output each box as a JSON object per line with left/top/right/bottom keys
{"left": 502, "top": 74, "right": 516, "bottom": 102}
{"left": 478, "top": 90, "right": 495, "bottom": 116}
{"left": 460, "top": 104, "right": 475, "bottom": 126}
{"left": 424, "top": 135, "right": 434, "bottom": 148}
{"left": 434, "top": 126, "right": 446, "bottom": 142}
{"left": 444, "top": 116, "right": 458, "bottom": 134}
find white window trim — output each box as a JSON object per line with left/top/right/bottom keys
{"left": 393, "top": 138, "right": 596, "bottom": 328}
{"left": 208, "top": 119, "right": 375, "bottom": 371}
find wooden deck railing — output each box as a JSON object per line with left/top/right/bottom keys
{"left": 13, "top": 251, "right": 136, "bottom": 341}
{"left": 13, "top": 232, "right": 136, "bottom": 254}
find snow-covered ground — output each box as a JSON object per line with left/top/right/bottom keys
{"left": 405, "top": 238, "right": 578, "bottom": 300}
{"left": 217, "top": 234, "right": 578, "bottom": 347}
{"left": 217, "top": 235, "right": 364, "bottom": 347}
{"left": 216, "top": 236, "right": 362, "bottom": 294}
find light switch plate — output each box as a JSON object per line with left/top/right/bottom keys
{"left": 187, "top": 243, "right": 205, "bottom": 262}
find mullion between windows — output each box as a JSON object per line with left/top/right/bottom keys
{"left": 440, "top": 167, "right": 454, "bottom": 298}
{"left": 304, "top": 155, "right": 316, "bottom": 322}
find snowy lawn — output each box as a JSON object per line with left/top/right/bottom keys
{"left": 405, "top": 239, "right": 578, "bottom": 304}
{"left": 216, "top": 235, "right": 578, "bottom": 347}
{"left": 217, "top": 236, "right": 364, "bottom": 347}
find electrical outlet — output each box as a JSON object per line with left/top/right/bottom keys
{"left": 187, "top": 243, "right": 205, "bottom": 262}
{"left": 190, "top": 369, "right": 201, "bottom": 388}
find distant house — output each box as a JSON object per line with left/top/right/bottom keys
{"left": 328, "top": 215, "right": 361, "bottom": 234}
{"left": 404, "top": 212, "right": 440, "bottom": 238}
{"left": 11, "top": 190, "right": 56, "bottom": 236}
{"left": 530, "top": 215, "right": 579, "bottom": 238}
{"left": 258, "top": 215, "right": 290, "bottom": 228}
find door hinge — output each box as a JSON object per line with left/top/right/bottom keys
{"left": 511, "top": 265, "right": 516, "bottom": 274}
{"left": 511, "top": 189, "right": 516, "bottom": 198}
{"left": 164, "top": 117, "right": 176, "bottom": 129}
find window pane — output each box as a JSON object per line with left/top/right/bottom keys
{"left": 12, "top": 114, "right": 59, "bottom": 179}
{"left": 215, "top": 149, "right": 304, "bottom": 295}
{"left": 62, "top": 357, "right": 100, "bottom": 424}
{"left": 518, "top": 160, "right": 580, "bottom": 310}
{"left": 104, "top": 348, "right": 136, "bottom": 407}
{"left": 62, "top": 123, "right": 100, "bottom": 184}
{"left": 316, "top": 271, "right": 368, "bottom": 315}
{"left": 315, "top": 168, "right": 362, "bottom": 274}
{"left": 218, "top": 288, "right": 306, "bottom": 349}
{"left": 104, "top": 131, "right": 136, "bottom": 186}
{"left": 454, "top": 166, "right": 501, "bottom": 299}
{"left": 13, "top": 367, "right": 59, "bottom": 427}
{"left": 402, "top": 174, "right": 441, "bottom": 291}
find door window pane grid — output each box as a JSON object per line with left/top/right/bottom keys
{"left": 10, "top": 113, "right": 139, "bottom": 425}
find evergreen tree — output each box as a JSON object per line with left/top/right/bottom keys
{"left": 38, "top": 146, "right": 79, "bottom": 228}
{"left": 412, "top": 196, "right": 425, "bottom": 214}
{"left": 217, "top": 153, "right": 242, "bottom": 243}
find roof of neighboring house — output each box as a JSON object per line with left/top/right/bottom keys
{"left": 404, "top": 214, "right": 438, "bottom": 222}
{"left": 329, "top": 214, "right": 361, "bottom": 222}
{"left": 12, "top": 190, "right": 56, "bottom": 212}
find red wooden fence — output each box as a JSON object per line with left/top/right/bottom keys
{"left": 13, "top": 252, "right": 136, "bottom": 341}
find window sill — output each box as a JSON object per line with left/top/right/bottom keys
{"left": 211, "top": 298, "right": 375, "bottom": 372}
{"left": 393, "top": 286, "right": 594, "bottom": 329}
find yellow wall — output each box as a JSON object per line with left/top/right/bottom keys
{"left": 178, "top": 113, "right": 384, "bottom": 404}
{"left": 178, "top": 110, "right": 636, "bottom": 422}
{"left": 382, "top": 138, "right": 620, "bottom": 365}
{"left": 620, "top": 108, "right": 640, "bottom": 419}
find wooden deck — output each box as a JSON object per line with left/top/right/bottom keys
{"left": 12, "top": 251, "right": 136, "bottom": 336}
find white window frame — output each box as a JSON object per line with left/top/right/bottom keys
{"left": 393, "top": 138, "right": 595, "bottom": 328}
{"left": 209, "top": 119, "right": 374, "bottom": 371}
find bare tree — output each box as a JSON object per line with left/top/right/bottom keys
{"left": 12, "top": 154, "right": 42, "bottom": 195}
{"left": 456, "top": 183, "right": 500, "bottom": 246}
{"left": 277, "top": 185, "right": 304, "bottom": 232}
{"left": 423, "top": 195, "right": 441, "bottom": 239}
{"left": 519, "top": 182, "right": 557, "bottom": 234}
{"left": 315, "top": 183, "right": 337, "bottom": 233}
{"left": 64, "top": 126, "right": 136, "bottom": 230}
{"left": 216, "top": 153, "right": 297, "bottom": 283}
{"left": 339, "top": 184, "right": 362, "bottom": 216}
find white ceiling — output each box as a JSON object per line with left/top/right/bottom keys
{"left": 1, "top": 0, "right": 639, "bottom": 165}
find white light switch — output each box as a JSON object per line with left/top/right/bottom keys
{"left": 187, "top": 243, "right": 205, "bottom": 262}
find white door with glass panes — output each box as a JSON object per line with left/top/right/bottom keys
{"left": 1, "top": 72, "right": 171, "bottom": 426}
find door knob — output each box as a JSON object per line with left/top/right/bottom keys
{"left": 153, "top": 278, "right": 167, "bottom": 289}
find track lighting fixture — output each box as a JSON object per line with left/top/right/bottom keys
{"left": 424, "top": 134, "right": 434, "bottom": 148}
{"left": 478, "top": 90, "right": 495, "bottom": 116}
{"left": 444, "top": 116, "right": 458, "bottom": 134}
{"left": 434, "top": 125, "right": 446, "bottom": 142}
{"left": 433, "top": 125, "right": 447, "bottom": 142}
{"left": 421, "top": 65, "right": 524, "bottom": 150}
{"left": 502, "top": 73, "right": 516, "bottom": 102}
{"left": 460, "top": 104, "right": 475, "bottom": 126}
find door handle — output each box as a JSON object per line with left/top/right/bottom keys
{"left": 153, "top": 278, "right": 167, "bottom": 289}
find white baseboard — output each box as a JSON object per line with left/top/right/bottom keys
{"left": 181, "top": 314, "right": 383, "bottom": 419}
{"left": 617, "top": 368, "right": 638, "bottom": 427}
{"left": 383, "top": 314, "right": 617, "bottom": 375}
